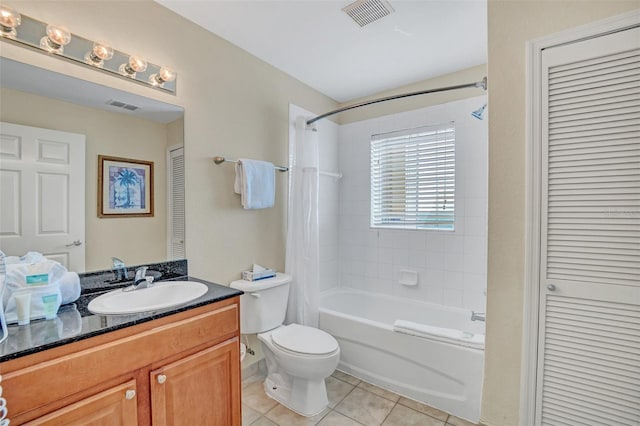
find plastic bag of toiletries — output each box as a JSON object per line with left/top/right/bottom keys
{"left": 2, "top": 252, "right": 72, "bottom": 324}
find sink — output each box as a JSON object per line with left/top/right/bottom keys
{"left": 88, "top": 280, "right": 209, "bottom": 315}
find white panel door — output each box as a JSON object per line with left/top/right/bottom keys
{"left": 0, "top": 122, "right": 85, "bottom": 271}
{"left": 536, "top": 27, "right": 640, "bottom": 425}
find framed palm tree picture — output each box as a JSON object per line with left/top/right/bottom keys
{"left": 98, "top": 155, "right": 154, "bottom": 217}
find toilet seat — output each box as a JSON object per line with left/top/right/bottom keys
{"left": 271, "top": 324, "right": 338, "bottom": 356}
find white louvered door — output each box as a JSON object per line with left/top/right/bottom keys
{"left": 168, "top": 146, "right": 185, "bottom": 259}
{"left": 536, "top": 27, "right": 640, "bottom": 425}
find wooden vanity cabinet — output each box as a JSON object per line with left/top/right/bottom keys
{"left": 24, "top": 380, "right": 139, "bottom": 426}
{"left": 1, "top": 297, "right": 241, "bottom": 425}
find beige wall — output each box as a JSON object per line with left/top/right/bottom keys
{"left": 338, "top": 64, "right": 487, "bottom": 124}
{"left": 484, "top": 2, "right": 639, "bottom": 425}
{"left": 0, "top": 87, "right": 170, "bottom": 272}
{"left": 1, "top": 1, "right": 337, "bottom": 284}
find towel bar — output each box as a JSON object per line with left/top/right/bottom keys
{"left": 213, "top": 156, "right": 288, "bottom": 172}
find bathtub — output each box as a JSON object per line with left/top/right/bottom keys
{"left": 319, "top": 288, "right": 485, "bottom": 423}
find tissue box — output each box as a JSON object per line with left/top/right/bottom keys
{"left": 241, "top": 268, "right": 276, "bottom": 281}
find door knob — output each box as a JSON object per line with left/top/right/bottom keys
{"left": 65, "top": 240, "right": 82, "bottom": 247}
{"left": 157, "top": 374, "right": 167, "bottom": 384}
{"left": 547, "top": 284, "right": 556, "bottom": 291}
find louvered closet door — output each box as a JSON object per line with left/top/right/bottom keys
{"left": 536, "top": 27, "right": 640, "bottom": 425}
{"left": 169, "top": 146, "right": 185, "bottom": 259}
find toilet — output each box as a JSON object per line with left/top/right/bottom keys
{"left": 230, "top": 273, "right": 340, "bottom": 417}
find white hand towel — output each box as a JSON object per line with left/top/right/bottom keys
{"left": 234, "top": 159, "right": 276, "bottom": 209}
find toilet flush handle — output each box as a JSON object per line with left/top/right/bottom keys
{"left": 250, "top": 293, "right": 261, "bottom": 298}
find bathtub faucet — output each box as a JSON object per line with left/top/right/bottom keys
{"left": 471, "top": 311, "right": 485, "bottom": 322}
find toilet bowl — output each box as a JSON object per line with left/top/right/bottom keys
{"left": 230, "top": 273, "right": 340, "bottom": 417}
{"left": 258, "top": 324, "right": 340, "bottom": 416}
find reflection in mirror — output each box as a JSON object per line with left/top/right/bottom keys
{"left": 0, "top": 57, "right": 185, "bottom": 273}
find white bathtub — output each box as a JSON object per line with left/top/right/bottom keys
{"left": 319, "top": 288, "right": 485, "bottom": 423}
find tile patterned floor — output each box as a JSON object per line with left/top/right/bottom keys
{"left": 242, "top": 370, "right": 478, "bottom": 426}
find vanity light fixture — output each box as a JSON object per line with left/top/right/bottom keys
{"left": 119, "top": 55, "right": 147, "bottom": 78}
{"left": 149, "top": 66, "right": 176, "bottom": 87}
{"left": 84, "top": 41, "right": 114, "bottom": 68}
{"left": 39, "top": 24, "right": 71, "bottom": 54}
{"left": 0, "top": 7, "right": 177, "bottom": 94}
{"left": 0, "top": 4, "right": 21, "bottom": 38}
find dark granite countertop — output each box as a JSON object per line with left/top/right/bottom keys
{"left": 0, "top": 275, "right": 242, "bottom": 363}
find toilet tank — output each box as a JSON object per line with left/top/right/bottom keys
{"left": 229, "top": 273, "right": 292, "bottom": 334}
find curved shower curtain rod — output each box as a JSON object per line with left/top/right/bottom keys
{"left": 306, "top": 76, "right": 487, "bottom": 126}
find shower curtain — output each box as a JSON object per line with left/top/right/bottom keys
{"left": 285, "top": 116, "right": 320, "bottom": 327}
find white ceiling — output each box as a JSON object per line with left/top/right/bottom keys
{"left": 157, "top": 0, "right": 487, "bottom": 103}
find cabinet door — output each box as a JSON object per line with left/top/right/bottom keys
{"left": 150, "top": 338, "right": 241, "bottom": 426}
{"left": 24, "top": 380, "right": 138, "bottom": 426}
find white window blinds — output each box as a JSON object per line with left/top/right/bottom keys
{"left": 370, "top": 122, "right": 455, "bottom": 230}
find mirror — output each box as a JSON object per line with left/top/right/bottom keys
{"left": 0, "top": 57, "right": 185, "bottom": 273}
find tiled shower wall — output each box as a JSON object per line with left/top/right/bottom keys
{"left": 336, "top": 96, "right": 488, "bottom": 311}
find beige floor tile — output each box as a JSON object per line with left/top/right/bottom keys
{"left": 357, "top": 381, "right": 400, "bottom": 403}
{"left": 326, "top": 376, "right": 356, "bottom": 408}
{"left": 332, "top": 370, "right": 361, "bottom": 386}
{"left": 446, "top": 415, "right": 478, "bottom": 426}
{"left": 243, "top": 403, "right": 262, "bottom": 425}
{"left": 243, "top": 381, "right": 278, "bottom": 414}
{"left": 382, "top": 404, "right": 446, "bottom": 426}
{"left": 250, "top": 417, "right": 278, "bottom": 426}
{"left": 317, "top": 411, "right": 365, "bottom": 426}
{"left": 397, "top": 397, "right": 449, "bottom": 421}
{"left": 243, "top": 371, "right": 267, "bottom": 389}
{"left": 335, "top": 387, "right": 395, "bottom": 425}
{"left": 265, "top": 403, "right": 328, "bottom": 426}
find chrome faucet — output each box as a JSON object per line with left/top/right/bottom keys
{"left": 123, "top": 266, "right": 155, "bottom": 292}
{"left": 471, "top": 311, "right": 485, "bottom": 322}
{"left": 111, "top": 257, "right": 128, "bottom": 280}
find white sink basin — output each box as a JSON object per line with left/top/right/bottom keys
{"left": 88, "top": 280, "right": 209, "bottom": 315}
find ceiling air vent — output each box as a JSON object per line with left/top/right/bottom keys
{"left": 106, "top": 99, "right": 140, "bottom": 111}
{"left": 342, "top": 0, "right": 395, "bottom": 27}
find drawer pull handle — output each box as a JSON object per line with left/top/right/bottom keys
{"left": 250, "top": 293, "right": 261, "bottom": 298}
{"left": 157, "top": 374, "right": 167, "bottom": 384}
{"left": 125, "top": 390, "right": 136, "bottom": 400}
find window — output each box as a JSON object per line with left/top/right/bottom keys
{"left": 370, "top": 122, "right": 455, "bottom": 230}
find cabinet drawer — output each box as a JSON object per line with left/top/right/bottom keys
{"left": 24, "top": 380, "right": 138, "bottom": 426}
{"left": 5, "top": 302, "right": 238, "bottom": 421}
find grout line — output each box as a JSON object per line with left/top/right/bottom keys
{"left": 379, "top": 400, "right": 398, "bottom": 425}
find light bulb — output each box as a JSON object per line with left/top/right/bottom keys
{"left": 39, "top": 24, "right": 71, "bottom": 54}
{"left": 0, "top": 5, "right": 21, "bottom": 38}
{"left": 149, "top": 66, "right": 176, "bottom": 86}
{"left": 119, "top": 55, "right": 147, "bottom": 78}
{"left": 84, "top": 41, "right": 113, "bottom": 67}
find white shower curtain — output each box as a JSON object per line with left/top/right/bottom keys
{"left": 285, "top": 116, "right": 320, "bottom": 327}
